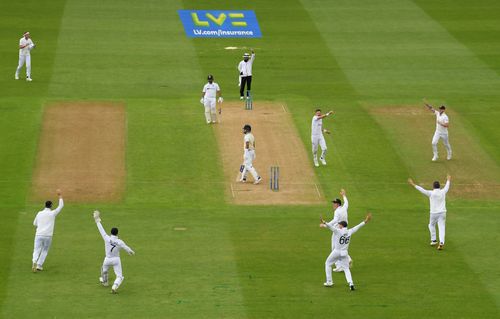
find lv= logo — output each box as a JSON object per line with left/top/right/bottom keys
{"left": 191, "top": 12, "right": 247, "bottom": 27}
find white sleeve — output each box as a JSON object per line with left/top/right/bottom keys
{"left": 118, "top": 239, "right": 134, "bottom": 254}
{"left": 414, "top": 185, "right": 431, "bottom": 197}
{"left": 443, "top": 180, "right": 450, "bottom": 194}
{"left": 216, "top": 83, "right": 220, "bottom": 91}
{"left": 250, "top": 53, "right": 255, "bottom": 63}
{"left": 33, "top": 214, "right": 38, "bottom": 227}
{"left": 238, "top": 61, "right": 243, "bottom": 72}
{"left": 52, "top": 198, "right": 64, "bottom": 216}
{"left": 348, "top": 221, "right": 365, "bottom": 235}
{"left": 325, "top": 220, "right": 337, "bottom": 231}
{"left": 343, "top": 196, "right": 348, "bottom": 210}
{"left": 96, "top": 221, "right": 108, "bottom": 240}
{"left": 202, "top": 84, "right": 207, "bottom": 93}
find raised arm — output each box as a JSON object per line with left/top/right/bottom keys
{"left": 349, "top": 212, "right": 372, "bottom": 235}
{"left": 340, "top": 189, "right": 348, "bottom": 210}
{"left": 316, "top": 111, "right": 334, "bottom": 120}
{"left": 52, "top": 189, "right": 64, "bottom": 216}
{"left": 250, "top": 49, "right": 255, "bottom": 62}
{"left": 93, "top": 211, "right": 108, "bottom": 240}
{"left": 408, "top": 178, "right": 431, "bottom": 197}
{"left": 443, "top": 175, "right": 451, "bottom": 193}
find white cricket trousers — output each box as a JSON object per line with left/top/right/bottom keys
{"left": 203, "top": 98, "right": 217, "bottom": 123}
{"left": 429, "top": 212, "right": 446, "bottom": 244}
{"left": 16, "top": 54, "right": 31, "bottom": 78}
{"left": 325, "top": 250, "right": 353, "bottom": 285}
{"left": 331, "top": 241, "right": 352, "bottom": 270}
{"left": 311, "top": 134, "right": 327, "bottom": 159}
{"left": 432, "top": 131, "right": 451, "bottom": 158}
{"left": 241, "top": 149, "right": 259, "bottom": 181}
{"left": 101, "top": 257, "right": 124, "bottom": 288}
{"left": 32, "top": 235, "right": 52, "bottom": 266}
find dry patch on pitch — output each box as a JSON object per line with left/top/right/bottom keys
{"left": 31, "top": 102, "right": 126, "bottom": 202}
{"left": 369, "top": 105, "right": 500, "bottom": 199}
{"left": 215, "top": 102, "right": 324, "bottom": 205}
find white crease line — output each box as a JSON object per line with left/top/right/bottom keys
{"left": 281, "top": 104, "right": 287, "bottom": 113}
{"left": 314, "top": 183, "right": 322, "bottom": 198}
{"left": 230, "top": 183, "right": 235, "bottom": 198}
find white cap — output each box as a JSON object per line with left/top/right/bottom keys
{"left": 243, "top": 53, "right": 250, "bottom": 57}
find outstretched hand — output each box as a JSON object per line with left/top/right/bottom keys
{"left": 447, "top": 174, "right": 451, "bottom": 181}
{"left": 93, "top": 210, "right": 101, "bottom": 223}
{"left": 56, "top": 189, "right": 62, "bottom": 196}
{"left": 407, "top": 178, "right": 415, "bottom": 186}
{"left": 340, "top": 189, "right": 346, "bottom": 196}
{"left": 364, "top": 212, "right": 372, "bottom": 223}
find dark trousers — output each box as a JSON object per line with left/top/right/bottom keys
{"left": 240, "top": 76, "right": 252, "bottom": 96}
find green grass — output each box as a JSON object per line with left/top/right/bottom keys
{"left": 1, "top": 0, "right": 499, "bottom": 318}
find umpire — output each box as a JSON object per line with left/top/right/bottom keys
{"left": 238, "top": 49, "right": 255, "bottom": 100}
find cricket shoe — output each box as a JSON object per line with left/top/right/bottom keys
{"left": 431, "top": 155, "right": 438, "bottom": 162}
{"left": 36, "top": 265, "right": 43, "bottom": 271}
{"left": 240, "top": 96, "right": 244, "bottom": 100}
{"left": 447, "top": 154, "right": 452, "bottom": 160}
{"left": 320, "top": 157, "right": 327, "bottom": 165}
{"left": 323, "top": 281, "right": 334, "bottom": 287}
{"left": 99, "top": 277, "right": 109, "bottom": 287}
{"left": 430, "top": 240, "right": 438, "bottom": 246}
{"left": 350, "top": 285, "right": 355, "bottom": 291}
{"left": 15, "top": 74, "right": 19, "bottom": 80}
{"left": 32, "top": 263, "right": 37, "bottom": 273}
{"left": 314, "top": 159, "right": 319, "bottom": 167}
{"left": 212, "top": 120, "right": 217, "bottom": 124}
{"left": 437, "top": 243, "right": 444, "bottom": 250}
{"left": 111, "top": 285, "right": 118, "bottom": 294}
{"left": 254, "top": 177, "right": 262, "bottom": 185}
{"left": 26, "top": 77, "right": 32, "bottom": 82}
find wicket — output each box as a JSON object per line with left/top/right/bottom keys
{"left": 245, "top": 91, "right": 253, "bottom": 110}
{"left": 270, "top": 166, "right": 279, "bottom": 191}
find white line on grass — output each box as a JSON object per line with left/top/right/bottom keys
{"left": 314, "top": 183, "right": 321, "bottom": 198}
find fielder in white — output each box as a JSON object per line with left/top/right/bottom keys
{"left": 15, "top": 31, "right": 35, "bottom": 81}
{"left": 320, "top": 212, "right": 372, "bottom": 291}
{"left": 200, "top": 74, "right": 223, "bottom": 124}
{"left": 424, "top": 102, "right": 452, "bottom": 161}
{"left": 93, "top": 210, "right": 135, "bottom": 294}
{"left": 408, "top": 175, "right": 451, "bottom": 250}
{"left": 239, "top": 124, "right": 262, "bottom": 184}
{"left": 327, "top": 189, "right": 353, "bottom": 272}
{"left": 311, "top": 109, "right": 333, "bottom": 167}
{"left": 32, "top": 189, "right": 64, "bottom": 272}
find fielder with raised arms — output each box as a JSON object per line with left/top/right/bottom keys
{"left": 311, "top": 108, "right": 333, "bottom": 167}
{"left": 424, "top": 101, "right": 452, "bottom": 161}
{"left": 201, "top": 74, "right": 223, "bottom": 124}
{"left": 32, "top": 189, "right": 64, "bottom": 272}
{"left": 321, "top": 212, "right": 372, "bottom": 291}
{"left": 327, "top": 189, "right": 353, "bottom": 272}
{"left": 15, "top": 31, "right": 35, "bottom": 81}
{"left": 408, "top": 175, "right": 451, "bottom": 250}
{"left": 239, "top": 124, "right": 262, "bottom": 184}
{"left": 93, "top": 210, "right": 135, "bottom": 294}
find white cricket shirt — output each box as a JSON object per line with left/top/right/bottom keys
{"left": 238, "top": 53, "right": 255, "bottom": 77}
{"left": 244, "top": 133, "right": 255, "bottom": 151}
{"left": 327, "top": 222, "right": 365, "bottom": 253}
{"left": 96, "top": 221, "right": 134, "bottom": 258}
{"left": 19, "top": 37, "right": 34, "bottom": 56}
{"left": 311, "top": 115, "right": 323, "bottom": 136}
{"left": 415, "top": 180, "right": 450, "bottom": 214}
{"left": 33, "top": 198, "right": 64, "bottom": 237}
{"left": 202, "top": 82, "right": 220, "bottom": 99}
{"left": 435, "top": 111, "right": 449, "bottom": 134}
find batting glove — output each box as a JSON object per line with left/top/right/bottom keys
{"left": 218, "top": 97, "right": 224, "bottom": 103}
{"left": 93, "top": 210, "right": 101, "bottom": 223}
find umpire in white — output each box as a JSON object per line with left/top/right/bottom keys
{"left": 238, "top": 49, "right": 255, "bottom": 100}
{"left": 32, "top": 189, "right": 64, "bottom": 272}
